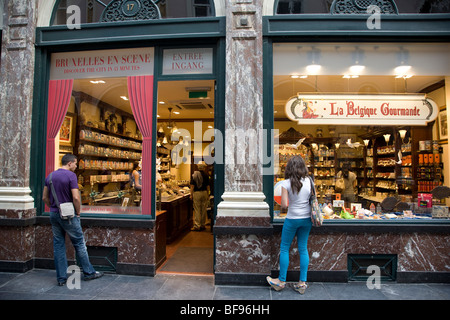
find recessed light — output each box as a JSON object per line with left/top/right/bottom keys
{"left": 394, "top": 65, "right": 411, "bottom": 74}
{"left": 349, "top": 65, "right": 365, "bottom": 74}
{"left": 120, "top": 96, "right": 129, "bottom": 101}
{"left": 306, "top": 64, "right": 321, "bottom": 75}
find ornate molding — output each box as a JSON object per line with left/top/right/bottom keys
{"left": 331, "top": 0, "right": 398, "bottom": 14}
{"left": 100, "top": 0, "right": 161, "bottom": 22}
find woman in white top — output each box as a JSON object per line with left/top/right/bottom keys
{"left": 267, "top": 155, "right": 313, "bottom": 294}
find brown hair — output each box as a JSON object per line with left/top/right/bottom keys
{"left": 284, "top": 155, "right": 309, "bottom": 194}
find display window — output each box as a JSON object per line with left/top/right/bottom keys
{"left": 272, "top": 42, "right": 450, "bottom": 222}
{"left": 46, "top": 47, "right": 155, "bottom": 216}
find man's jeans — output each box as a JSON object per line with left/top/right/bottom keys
{"left": 50, "top": 212, "right": 96, "bottom": 282}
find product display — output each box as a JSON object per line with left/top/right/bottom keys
{"left": 274, "top": 127, "right": 449, "bottom": 220}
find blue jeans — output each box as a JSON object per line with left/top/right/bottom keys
{"left": 50, "top": 212, "right": 96, "bottom": 282}
{"left": 279, "top": 218, "right": 312, "bottom": 282}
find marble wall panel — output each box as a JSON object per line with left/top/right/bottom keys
{"left": 215, "top": 215, "right": 271, "bottom": 227}
{"left": 271, "top": 231, "right": 450, "bottom": 273}
{"left": 0, "top": 208, "right": 36, "bottom": 219}
{"left": 34, "top": 225, "right": 156, "bottom": 265}
{"left": 216, "top": 234, "right": 272, "bottom": 273}
{"left": 0, "top": 226, "right": 35, "bottom": 261}
{"left": 83, "top": 227, "right": 155, "bottom": 265}
{"left": 398, "top": 233, "right": 450, "bottom": 272}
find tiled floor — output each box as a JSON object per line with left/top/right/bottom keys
{"left": 0, "top": 269, "right": 449, "bottom": 301}
{"left": 158, "top": 223, "right": 214, "bottom": 275}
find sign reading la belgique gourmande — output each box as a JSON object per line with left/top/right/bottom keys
{"left": 285, "top": 94, "right": 438, "bottom": 126}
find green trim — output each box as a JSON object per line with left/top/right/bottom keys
{"left": 37, "top": 17, "right": 226, "bottom": 47}
{"left": 262, "top": 37, "right": 274, "bottom": 220}
{"left": 264, "top": 14, "right": 450, "bottom": 40}
{"left": 49, "top": 0, "right": 62, "bottom": 26}
{"left": 30, "top": 46, "right": 51, "bottom": 217}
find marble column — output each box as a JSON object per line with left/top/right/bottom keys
{"left": 0, "top": 0, "right": 37, "bottom": 217}
{"left": 0, "top": 0, "right": 38, "bottom": 269}
{"left": 215, "top": 0, "right": 272, "bottom": 285}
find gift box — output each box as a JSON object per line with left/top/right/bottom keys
{"left": 432, "top": 205, "right": 449, "bottom": 219}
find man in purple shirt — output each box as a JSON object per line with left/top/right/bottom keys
{"left": 43, "top": 154, "right": 103, "bottom": 286}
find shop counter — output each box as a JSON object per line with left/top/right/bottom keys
{"left": 155, "top": 210, "right": 167, "bottom": 269}
{"left": 161, "top": 194, "right": 193, "bottom": 243}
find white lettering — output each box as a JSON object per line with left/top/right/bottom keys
{"left": 66, "top": 5, "right": 81, "bottom": 30}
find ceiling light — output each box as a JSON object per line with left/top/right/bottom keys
{"left": 291, "top": 75, "right": 300, "bottom": 78}
{"left": 120, "top": 96, "right": 129, "bottom": 101}
{"left": 306, "top": 64, "right": 321, "bottom": 75}
{"left": 159, "top": 101, "right": 165, "bottom": 104}
{"left": 173, "top": 111, "right": 180, "bottom": 114}
{"left": 394, "top": 65, "right": 411, "bottom": 75}
{"left": 90, "top": 80, "right": 105, "bottom": 84}
{"left": 349, "top": 65, "right": 365, "bottom": 74}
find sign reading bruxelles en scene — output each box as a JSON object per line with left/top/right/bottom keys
{"left": 285, "top": 94, "right": 438, "bottom": 126}
{"left": 50, "top": 47, "right": 155, "bottom": 80}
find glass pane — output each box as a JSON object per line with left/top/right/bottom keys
{"left": 47, "top": 47, "right": 155, "bottom": 216}
{"left": 273, "top": 42, "right": 450, "bottom": 222}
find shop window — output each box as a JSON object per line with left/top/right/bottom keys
{"left": 272, "top": 42, "right": 450, "bottom": 222}
{"left": 51, "top": 0, "right": 215, "bottom": 25}
{"left": 46, "top": 47, "right": 155, "bottom": 216}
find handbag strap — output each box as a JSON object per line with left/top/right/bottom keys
{"left": 309, "top": 176, "right": 316, "bottom": 198}
{"left": 48, "top": 172, "right": 61, "bottom": 209}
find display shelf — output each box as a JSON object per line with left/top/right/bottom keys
{"left": 74, "top": 116, "right": 142, "bottom": 206}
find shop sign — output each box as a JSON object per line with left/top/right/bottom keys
{"left": 50, "top": 47, "right": 154, "bottom": 80}
{"left": 285, "top": 94, "right": 438, "bottom": 126}
{"left": 81, "top": 205, "right": 141, "bottom": 214}
{"left": 162, "top": 48, "right": 213, "bottom": 75}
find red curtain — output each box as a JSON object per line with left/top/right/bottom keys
{"left": 45, "top": 79, "right": 74, "bottom": 178}
{"left": 127, "top": 75, "right": 154, "bottom": 215}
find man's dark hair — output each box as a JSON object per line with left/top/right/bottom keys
{"left": 61, "top": 154, "right": 77, "bottom": 166}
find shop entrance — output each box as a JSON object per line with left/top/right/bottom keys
{"left": 155, "top": 80, "right": 215, "bottom": 275}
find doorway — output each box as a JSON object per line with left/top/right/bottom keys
{"left": 155, "top": 79, "right": 215, "bottom": 275}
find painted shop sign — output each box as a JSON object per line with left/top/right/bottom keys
{"left": 162, "top": 48, "right": 213, "bottom": 75}
{"left": 50, "top": 47, "right": 154, "bottom": 80}
{"left": 285, "top": 94, "right": 438, "bottom": 126}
